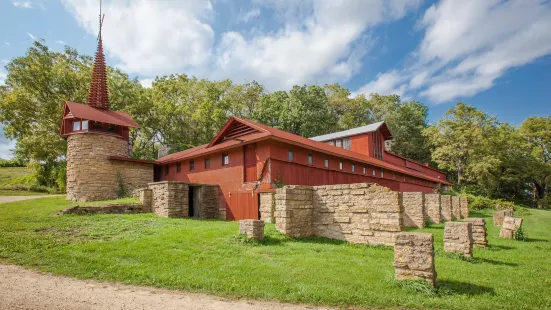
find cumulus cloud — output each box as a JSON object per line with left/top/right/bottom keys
{"left": 62, "top": 0, "right": 421, "bottom": 91}
{"left": 139, "top": 78, "right": 154, "bottom": 88}
{"left": 356, "top": 0, "right": 551, "bottom": 103}
{"left": 56, "top": 40, "right": 66, "bottom": 45}
{"left": 238, "top": 8, "right": 260, "bottom": 24}
{"left": 12, "top": 1, "right": 32, "bottom": 9}
{"left": 354, "top": 71, "right": 407, "bottom": 97}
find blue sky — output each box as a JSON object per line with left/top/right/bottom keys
{"left": 1, "top": 0, "right": 550, "bottom": 158}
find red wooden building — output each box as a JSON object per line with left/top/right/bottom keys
{"left": 157, "top": 117, "right": 451, "bottom": 220}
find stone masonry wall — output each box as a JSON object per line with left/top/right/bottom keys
{"left": 460, "top": 196, "right": 469, "bottom": 218}
{"left": 148, "top": 181, "right": 189, "bottom": 218}
{"left": 259, "top": 192, "right": 275, "bottom": 223}
{"left": 394, "top": 232, "right": 436, "bottom": 285}
{"left": 499, "top": 216, "right": 523, "bottom": 239}
{"left": 425, "top": 194, "right": 441, "bottom": 224}
{"left": 466, "top": 218, "right": 487, "bottom": 247}
{"left": 444, "top": 222, "right": 473, "bottom": 257}
{"left": 275, "top": 186, "right": 314, "bottom": 238}
{"left": 441, "top": 195, "right": 452, "bottom": 221}
{"left": 198, "top": 185, "right": 220, "bottom": 219}
{"left": 493, "top": 209, "right": 514, "bottom": 226}
{"left": 402, "top": 192, "right": 425, "bottom": 228}
{"left": 451, "top": 196, "right": 461, "bottom": 220}
{"left": 138, "top": 188, "right": 153, "bottom": 212}
{"left": 274, "top": 183, "right": 403, "bottom": 246}
{"left": 66, "top": 133, "right": 153, "bottom": 202}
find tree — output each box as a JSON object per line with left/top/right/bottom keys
{"left": 520, "top": 116, "right": 551, "bottom": 208}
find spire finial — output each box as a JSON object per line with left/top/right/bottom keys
{"left": 87, "top": 0, "right": 110, "bottom": 110}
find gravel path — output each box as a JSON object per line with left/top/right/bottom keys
{"left": 0, "top": 195, "right": 52, "bottom": 203}
{"left": 0, "top": 264, "right": 333, "bottom": 310}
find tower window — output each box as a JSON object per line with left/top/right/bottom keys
{"left": 73, "top": 121, "right": 81, "bottom": 131}
{"left": 82, "top": 120, "right": 89, "bottom": 130}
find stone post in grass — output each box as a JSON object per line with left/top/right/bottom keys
{"left": 444, "top": 222, "right": 473, "bottom": 258}
{"left": 499, "top": 217, "right": 523, "bottom": 239}
{"left": 440, "top": 195, "right": 452, "bottom": 222}
{"left": 239, "top": 220, "right": 265, "bottom": 240}
{"left": 465, "top": 218, "right": 487, "bottom": 248}
{"left": 394, "top": 232, "right": 436, "bottom": 286}
{"left": 459, "top": 196, "right": 469, "bottom": 218}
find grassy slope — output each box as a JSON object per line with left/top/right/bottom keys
{"left": 0, "top": 197, "right": 550, "bottom": 309}
{"left": 0, "top": 167, "right": 46, "bottom": 196}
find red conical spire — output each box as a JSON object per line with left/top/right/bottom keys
{"left": 87, "top": 11, "right": 109, "bottom": 110}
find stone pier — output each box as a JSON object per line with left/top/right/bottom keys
{"left": 499, "top": 217, "right": 523, "bottom": 239}
{"left": 444, "top": 222, "right": 473, "bottom": 258}
{"left": 466, "top": 218, "right": 487, "bottom": 248}
{"left": 394, "top": 232, "right": 436, "bottom": 286}
{"left": 402, "top": 192, "right": 425, "bottom": 228}
{"left": 441, "top": 195, "right": 452, "bottom": 221}
{"left": 425, "top": 194, "right": 441, "bottom": 224}
{"left": 493, "top": 209, "right": 514, "bottom": 226}
{"left": 460, "top": 196, "right": 469, "bottom": 218}
{"left": 239, "top": 220, "right": 265, "bottom": 240}
{"left": 451, "top": 196, "right": 461, "bottom": 220}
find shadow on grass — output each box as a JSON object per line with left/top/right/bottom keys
{"left": 524, "top": 237, "right": 548, "bottom": 243}
{"left": 443, "top": 253, "right": 518, "bottom": 266}
{"left": 483, "top": 244, "right": 515, "bottom": 251}
{"left": 437, "top": 280, "right": 496, "bottom": 296}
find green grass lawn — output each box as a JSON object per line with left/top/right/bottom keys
{"left": 1, "top": 196, "right": 550, "bottom": 309}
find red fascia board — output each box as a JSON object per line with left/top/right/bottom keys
{"left": 384, "top": 151, "right": 446, "bottom": 175}
{"left": 108, "top": 156, "right": 156, "bottom": 164}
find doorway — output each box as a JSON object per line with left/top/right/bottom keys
{"left": 188, "top": 186, "right": 200, "bottom": 217}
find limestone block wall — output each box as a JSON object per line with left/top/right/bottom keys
{"left": 198, "top": 185, "right": 220, "bottom": 219}
{"left": 466, "top": 218, "right": 487, "bottom": 247}
{"left": 275, "top": 186, "right": 314, "bottom": 238}
{"left": 451, "top": 196, "right": 461, "bottom": 219}
{"left": 394, "top": 232, "right": 436, "bottom": 285}
{"left": 425, "top": 194, "right": 441, "bottom": 224}
{"left": 440, "top": 195, "right": 452, "bottom": 221}
{"left": 444, "top": 222, "right": 473, "bottom": 257}
{"left": 138, "top": 188, "right": 153, "bottom": 212}
{"left": 239, "top": 220, "right": 265, "bottom": 240}
{"left": 274, "top": 183, "right": 403, "bottom": 246}
{"left": 66, "top": 133, "right": 153, "bottom": 202}
{"left": 259, "top": 192, "right": 275, "bottom": 223}
{"left": 402, "top": 192, "right": 425, "bottom": 228}
{"left": 148, "top": 181, "right": 189, "bottom": 218}
{"left": 460, "top": 196, "right": 469, "bottom": 218}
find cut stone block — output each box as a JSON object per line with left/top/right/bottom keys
{"left": 466, "top": 218, "right": 487, "bottom": 248}
{"left": 499, "top": 216, "right": 523, "bottom": 239}
{"left": 239, "top": 220, "right": 265, "bottom": 240}
{"left": 394, "top": 232, "right": 436, "bottom": 286}
{"left": 444, "top": 222, "right": 473, "bottom": 258}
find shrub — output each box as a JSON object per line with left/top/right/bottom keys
{"left": 115, "top": 172, "right": 128, "bottom": 198}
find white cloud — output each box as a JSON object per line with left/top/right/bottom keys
{"left": 62, "top": 0, "right": 421, "bottom": 91}
{"left": 0, "top": 72, "right": 6, "bottom": 86}
{"left": 354, "top": 71, "right": 407, "bottom": 97}
{"left": 12, "top": 1, "right": 32, "bottom": 9}
{"left": 4, "top": 42, "right": 10, "bottom": 47}
{"left": 238, "top": 8, "right": 260, "bottom": 23}
{"left": 56, "top": 40, "right": 66, "bottom": 45}
{"left": 26, "top": 32, "right": 37, "bottom": 40}
{"left": 62, "top": 0, "right": 215, "bottom": 76}
{"left": 139, "top": 78, "right": 154, "bottom": 88}
{"left": 356, "top": 0, "right": 551, "bottom": 103}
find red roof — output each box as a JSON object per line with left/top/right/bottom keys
{"left": 157, "top": 117, "right": 451, "bottom": 185}
{"left": 64, "top": 101, "right": 139, "bottom": 128}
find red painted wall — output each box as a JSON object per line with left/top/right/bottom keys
{"left": 350, "top": 133, "right": 370, "bottom": 156}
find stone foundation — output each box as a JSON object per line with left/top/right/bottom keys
{"left": 499, "top": 216, "right": 523, "bottom": 239}
{"left": 440, "top": 195, "right": 452, "bottom": 221}
{"left": 59, "top": 203, "right": 145, "bottom": 215}
{"left": 148, "top": 181, "right": 189, "bottom": 218}
{"left": 424, "top": 194, "right": 441, "bottom": 224}
{"left": 239, "top": 220, "right": 265, "bottom": 240}
{"left": 275, "top": 183, "right": 403, "bottom": 246}
{"left": 394, "top": 232, "right": 436, "bottom": 286}
{"left": 402, "top": 192, "right": 425, "bottom": 228}
{"left": 466, "top": 218, "right": 487, "bottom": 247}
{"left": 451, "top": 196, "right": 461, "bottom": 220}
{"left": 259, "top": 192, "right": 275, "bottom": 223}
{"left": 444, "top": 222, "right": 473, "bottom": 257}
{"left": 66, "top": 133, "right": 153, "bottom": 202}
{"left": 493, "top": 209, "right": 514, "bottom": 226}
{"left": 460, "top": 196, "right": 469, "bottom": 218}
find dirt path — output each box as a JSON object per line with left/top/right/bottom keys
{"left": 0, "top": 264, "right": 333, "bottom": 310}
{"left": 0, "top": 195, "right": 52, "bottom": 203}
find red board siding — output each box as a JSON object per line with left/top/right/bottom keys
{"left": 229, "top": 191, "right": 258, "bottom": 220}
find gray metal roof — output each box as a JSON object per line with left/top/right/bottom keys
{"left": 309, "top": 121, "right": 386, "bottom": 142}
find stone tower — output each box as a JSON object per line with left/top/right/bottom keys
{"left": 60, "top": 13, "right": 154, "bottom": 202}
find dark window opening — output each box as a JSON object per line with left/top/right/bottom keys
{"left": 190, "top": 160, "right": 195, "bottom": 171}
{"left": 165, "top": 165, "right": 169, "bottom": 175}
{"left": 176, "top": 163, "right": 181, "bottom": 173}
{"left": 324, "top": 158, "right": 329, "bottom": 168}
{"left": 288, "top": 150, "right": 294, "bottom": 161}
{"left": 308, "top": 154, "right": 313, "bottom": 165}
{"left": 205, "top": 157, "right": 210, "bottom": 169}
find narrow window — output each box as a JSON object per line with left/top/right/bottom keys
{"left": 81, "top": 120, "right": 89, "bottom": 130}
{"left": 372, "top": 168, "right": 376, "bottom": 176}
{"left": 205, "top": 157, "right": 210, "bottom": 169}
{"left": 189, "top": 160, "right": 195, "bottom": 171}
{"left": 363, "top": 166, "right": 366, "bottom": 174}
{"left": 176, "top": 162, "right": 181, "bottom": 173}
{"left": 381, "top": 170, "right": 384, "bottom": 178}
{"left": 222, "top": 153, "right": 229, "bottom": 166}
{"left": 308, "top": 154, "right": 313, "bottom": 165}
{"left": 352, "top": 164, "right": 355, "bottom": 172}
{"left": 288, "top": 150, "right": 294, "bottom": 161}
{"left": 73, "top": 121, "right": 81, "bottom": 131}
{"left": 393, "top": 172, "right": 396, "bottom": 180}
{"left": 343, "top": 137, "right": 351, "bottom": 150}
{"left": 165, "top": 165, "right": 169, "bottom": 175}
{"left": 404, "top": 175, "right": 406, "bottom": 182}
{"left": 336, "top": 139, "right": 343, "bottom": 148}
{"left": 324, "top": 158, "right": 329, "bottom": 168}
{"left": 339, "top": 161, "right": 343, "bottom": 170}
